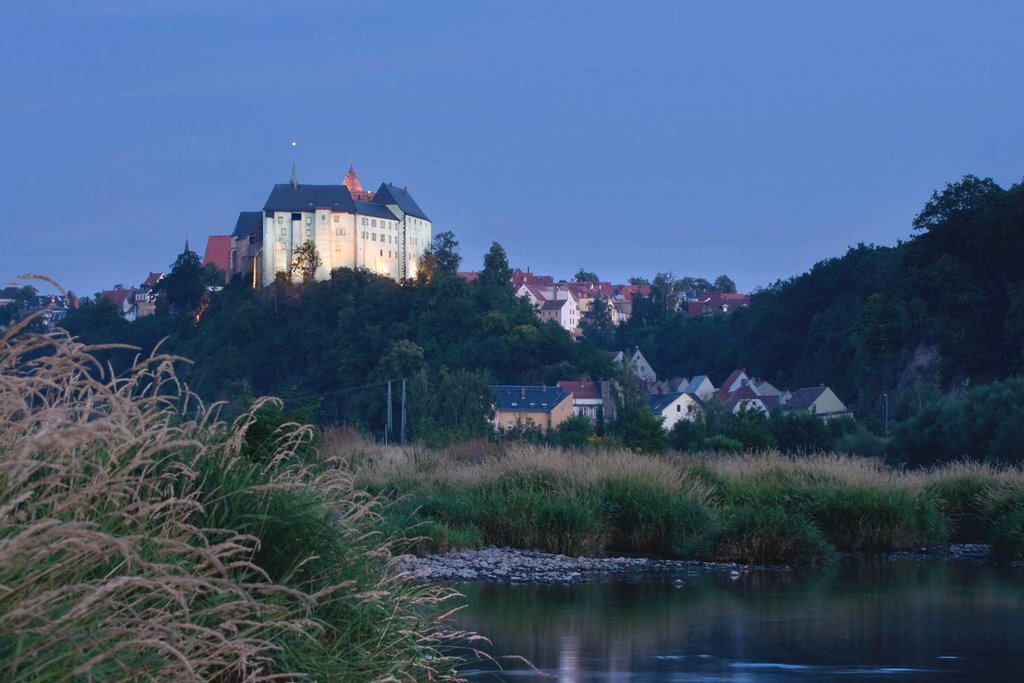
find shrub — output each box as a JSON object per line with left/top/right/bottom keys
{"left": 597, "top": 476, "right": 712, "bottom": 558}
{"left": 711, "top": 506, "right": 833, "bottom": 565}
{"left": 804, "top": 486, "right": 947, "bottom": 551}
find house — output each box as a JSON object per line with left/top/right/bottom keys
{"left": 716, "top": 369, "right": 751, "bottom": 397}
{"left": 781, "top": 386, "right": 852, "bottom": 421}
{"left": 557, "top": 380, "right": 616, "bottom": 423}
{"left": 683, "top": 290, "right": 752, "bottom": 317}
{"left": 99, "top": 289, "right": 138, "bottom": 322}
{"left": 202, "top": 235, "right": 233, "bottom": 283}
{"left": 648, "top": 391, "right": 702, "bottom": 430}
{"left": 684, "top": 375, "right": 716, "bottom": 400}
{"left": 614, "top": 347, "right": 657, "bottom": 385}
{"left": 723, "top": 385, "right": 777, "bottom": 415}
{"left": 539, "top": 296, "right": 581, "bottom": 333}
{"left": 251, "top": 164, "right": 431, "bottom": 286}
{"left": 491, "top": 385, "right": 574, "bottom": 431}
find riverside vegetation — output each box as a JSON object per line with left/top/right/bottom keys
{"left": 0, "top": 320, "right": 482, "bottom": 681}
{"left": 342, "top": 434, "right": 1024, "bottom": 566}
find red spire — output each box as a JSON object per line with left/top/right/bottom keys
{"left": 342, "top": 164, "right": 363, "bottom": 194}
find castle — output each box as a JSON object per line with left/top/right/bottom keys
{"left": 213, "top": 164, "right": 433, "bottom": 286}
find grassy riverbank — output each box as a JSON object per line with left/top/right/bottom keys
{"left": 0, "top": 325, "right": 471, "bottom": 682}
{"left": 343, "top": 435, "right": 1024, "bottom": 565}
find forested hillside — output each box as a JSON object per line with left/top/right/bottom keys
{"left": 59, "top": 175, "right": 1024, "bottom": 457}
{"left": 617, "top": 175, "right": 1024, "bottom": 423}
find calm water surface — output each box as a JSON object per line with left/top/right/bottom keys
{"left": 450, "top": 557, "right": 1024, "bottom": 681}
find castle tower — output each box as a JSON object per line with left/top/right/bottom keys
{"left": 342, "top": 164, "right": 375, "bottom": 201}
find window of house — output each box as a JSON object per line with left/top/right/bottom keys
{"left": 305, "top": 228, "right": 311, "bottom": 238}
{"left": 334, "top": 215, "right": 339, "bottom": 223}
{"left": 371, "top": 219, "right": 377, "bottom": 227}
{"left": 305, "top": 217, "right": 311, "bottom": 225}
{"left": 277, "top": 216, "right": 283, "bottom": 224}
{"left": 280, "top": 227, "right": 286, "bottom": 237}
{"left": 676, "top": 405, "right": 681, "bottom": 412}
{"left": 379, "top": 249, "right": 383, "bottom": 257}
{"left": 372, "top": 233, "right": 377, "bottom": 241}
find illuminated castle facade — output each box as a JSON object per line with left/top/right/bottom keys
{"left": 237, "top": 165, "right": 432, "bottom": 286}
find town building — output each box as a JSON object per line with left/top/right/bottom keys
{"left": 490, "top": 385, "right": 574, "bottom": 431}
{"left": 557, "top": 380, "right": 616, "bottom": 423}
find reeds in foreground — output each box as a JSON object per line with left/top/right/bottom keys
{"left": 0, "top": 318, "right": 473, "bottom": 681}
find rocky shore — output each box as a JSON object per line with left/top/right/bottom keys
{"left": 398, "top": 544, "right": 998, "bottom": 584}
{"left": 397, "top": 547, "right": 777, "bottom": 584}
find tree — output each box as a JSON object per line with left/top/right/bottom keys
{"left": 581, "top": 294, "right": 615, "bottom": 348}
{"left": 478, "top": 242, "right": 512, "bottom": 289}
{"left": 430, "top": 231, "right": 461, "bottom": 274}
{"left": 628, "top": 276, "right": 650, "bottom": 286}
{"left": 156, "top": 247, "right": 205, "bottom": 316}
{"left": 713, "top": 275, "right": 737, "bottom": 294}
{"left": 291, "top": 240, "right": 322, "bottom": 283}
{"left": 574, "top": 269, "right": 599, "bottom": 283}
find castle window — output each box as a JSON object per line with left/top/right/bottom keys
{"left": 305, "top": 217, "right": 311, "bottom": 225}
{"left": 372, "top": 234, "right": 377, "bottom": 241}
{"left": 305, "top": 229, "right": 311, "bottom": 238}
{"left": 277, "top": 216, "right": 283, "bottom": 224}
{"left": 280, "top": 227, "right": 286, "bottom": 237}
{"left": 380, "top": 249, "right": 383, "bottom": 257}
{"left": 334, "top": 215, "right": 339, "bottom": 223}
{"left": 371, "top": 219, "right": 377, "bottom": 227}
{"left": 292, "top": 213, "right": 300, "bottom": 221}
{"left": 320, "top": 214, "right": 326, "bottom": 221}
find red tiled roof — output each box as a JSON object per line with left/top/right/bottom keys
{"left": 202, "top": 235, "right": 233, "bottom": 272}
{"left": 457, "top": 271, "right": 480, "bottom": 282}
{"left": 142, "top": 272, "right": 164, "bottom": 289}
{"left": 100, "top": 289, "right": 133, "bottom": 308}
{"left": 557, "top": 380, "right": 603, "bottom": 400}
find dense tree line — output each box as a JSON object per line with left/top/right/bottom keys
{"left": 63, "top": 237, "right": 613, "bottom": 444}
{"left": 613, "top": 175, "right": 1024, "bottom": 430}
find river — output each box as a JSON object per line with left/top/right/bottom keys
{"left": 449, "top": 555, "right": 1024, "bottom": 681}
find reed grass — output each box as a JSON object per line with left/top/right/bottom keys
{"left": 0, "top": 318, "right": 474, "bottom": 681}
{"left": 349, "top": 438, "right": 1024, "bottom": 564}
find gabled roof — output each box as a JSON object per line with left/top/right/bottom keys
{"left": 355, "top": 200, "right": 399, "bottom": 220}
{"left": 541, "top": 299, "right": 569, "bottom": 311}
{"left": 557, "top": 380, "right": 602, "bottom": 400}
{"left": 141, "top": 272, "right": 164, "bottom": 289}
{"left": 724, "top": 385, "right": 766, "bottom": 413}
{"left": 685, "top": 375, "right": 712, "bottom": 394}
{"left": 718, "top": 369, "right": 749, "bottom": 396}
{"left": 232, "top": 211, "right": 263, "bottom": 238}
{"left": 203, "top": 236, "right": 233, "bottom": 272}
{"left": 100, "top": 289, "right": 134, "bottom": 308}
{"left": 263, "top": 184, "right": 357, "bottom": 213}
{"left": 372, "top": 183, "right": 429, "bottom": 221}
{"left": 648, "top": 391, "right": 685, "bottom": 414}
{"left": 491, "top": 385, "right": 571, "bottom": 413}
{"left": 782, "top": 386, "right": 830, "bottom": 411}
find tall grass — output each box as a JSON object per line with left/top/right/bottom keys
{"left": 351, "top": 438, "right": 1024, "bottom": 565}
{"left": 0, "top": 317, "right": 473, "bottom": 681}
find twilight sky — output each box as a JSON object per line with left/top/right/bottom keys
{"left": 3, "top": 1, "right": 1022, "bottom": 298}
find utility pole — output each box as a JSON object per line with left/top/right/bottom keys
{"left": 386, "top": 380, "right": 393, "bottom": 445}
{"left": 400, "top": 378, "right": 407, "bottom": 445}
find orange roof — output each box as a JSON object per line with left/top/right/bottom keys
{"left": 202, "top": 235, "right": 233, "bottom": 273}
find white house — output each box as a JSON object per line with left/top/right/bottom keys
{"left": 648, "top": 391, "right": 702, "bottom": 431}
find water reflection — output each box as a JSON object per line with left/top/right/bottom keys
{"left": 451, "top": 557, "right": 1024, "bottom": 681}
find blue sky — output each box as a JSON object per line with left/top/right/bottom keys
{"left": 2, "top": 1, "right": 1022, "bottom": 297}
